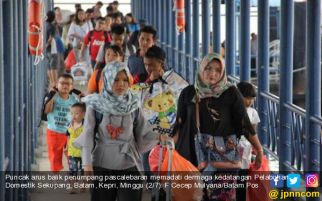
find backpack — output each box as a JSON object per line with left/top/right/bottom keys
{"left": 92, "top": 109, "right": 139, "bottom": 152}
{"left": 40, "top": 90, "right": 57, "bottom": 122}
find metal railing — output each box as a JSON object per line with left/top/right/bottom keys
{"left": 0, "top": 1, "right": 49, "bottom": 201}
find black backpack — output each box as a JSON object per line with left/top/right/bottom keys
{"left": 40, "top": 90, "right": 57, "bottom": 122}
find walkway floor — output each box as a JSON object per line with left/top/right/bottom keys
{"left": 28, "top": 121, "right": 92, "bottom": 201}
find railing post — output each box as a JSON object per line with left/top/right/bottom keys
{"left": 305, "top": 0, "right": 321, "bottom": 174}
{"left": 192, "top": 0, "right": 199, "bottom": 81}
{"left": 279, "top": 0, "right": 294, "bottom": 171}
{"left": 212, "top": 0, "right": 221, "bottom": 54}
{"left": 22, "top": 0, "right": 29, "bottom": 171}
{"left": 185, "top": 0, "right": 192, "bottom": 83}
{"left": 152, "top": 0, "right": 155, "bottom": 29}
{"left": 239, "top": 0, "right": 250, "bottom": 82}
{"left": 131, "top": 0, "right": 134, "bottom": 16}
{"left": 157, "top": 0, "right": 161, "bottom": 40}
{"left": 144, "top": 0, "right": 147, "bottom": 21}
{"left": 225, "top": 0, "right": 235, "bottom": 76}
{"left": 137, "top": 0, "right": 140, "bottom": 20}
{"left": 171, "top": 1, "right": 178, "bottom": 70}
{"left": 201, "top": 0, "right": 209, "bottom": 56}
{"left": 178, "top": 33, "right": 184, "bottom": 77}
{"left": 257, "top": 0, "right": 269, "bottom": 149}
{"left": 167, "top": 0, "right": 172, "bottom": 69}
{"left": 0, "top": 1, "right": 5, "bottom": 200}
{"left": 13, "top": 0, "right": 20, "bottom": 173}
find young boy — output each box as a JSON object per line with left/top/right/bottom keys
{"left": 80, "top": 17, "right": 110, "bottom": 69}
{"left": 143, "top": 45, "right": 166, "bottom": 83}
{"left": 128, "top": 25, "right": 157, "bottom": 83}
{"left": 237, "top": 81, "right": 261, "bottom": 201}
{"left": 44, "top": 74, "right": 79, "bottom": 172}
{"left": 237, "top": 81, "right": 260, "bottom": 130}
{"left": 66, "top": 102, "right": 86, "bottom": 193}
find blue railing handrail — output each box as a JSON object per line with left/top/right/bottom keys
{"left": 310, "top": 116, "right": 322, "bottom": 125}
{"left": 260, "top": 91, "right": 279, "bottom": 102}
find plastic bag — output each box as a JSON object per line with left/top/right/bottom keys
{"left": 247, "top": 155, "right": 272, "bottom": 201}
{"left": 55, "top": 36, "right": 65, "bottom": 54}
{"left": 64, "top": 50, "right": 76, "bottom": 71}
{"left": 149, "top": 144, "right": 167, "bottom": 172}
{"left": 131, "top": 70, "right": 188, "bottom": 135}
{"left": 160, "top": 149, "right": 203, "bottom": 201}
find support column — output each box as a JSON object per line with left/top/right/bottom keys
{"left": 257, "top": 0, "right": 269, "bottom": 148}
{"left": 171, "top": 1, "right": 177, "bottom": 70}
{"left": 225, "top": 0, "right": 236, "bottom": 76}
{"left": 185, "top": 0, "right": 192, "bottom": 83}
{"left": 239, "top": 0, "right": 250, "bottom": 81}
{"left": 0, "top": 6, "right": 5, "bottom": 201}
{"left": 212, "top": 0, "right": 221, "bottom": 54}
{"left": 192, "top": 0, "right": 199, "bottom": 81}
{"left": 279, "top": 0, "right": 294, "bottom": 171}
{"left": 305, "top": 0, "right": 321, "bottom": 173}
{"left": 201, "top": 0, "right": 209, "bottom": 56}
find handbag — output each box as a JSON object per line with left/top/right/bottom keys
{"left": 194, "top": 95, "right": 240, "bottom": 173}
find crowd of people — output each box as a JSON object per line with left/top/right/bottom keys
{"left": 43, "top": 1, "right": 264, "bottom": 201}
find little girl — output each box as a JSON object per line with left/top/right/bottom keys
{"left": 87, "top": 45, "right": 124, "bottom": 94}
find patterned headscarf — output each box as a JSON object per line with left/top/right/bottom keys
{"left": 82, "top": 61, "right": 140, "bottom": 115}
{"left": 194, "top": 53, "right": 231, "bottom": 98}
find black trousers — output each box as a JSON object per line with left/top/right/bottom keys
{"left": 91, "top": 166, "right": 142, "bottom": 201}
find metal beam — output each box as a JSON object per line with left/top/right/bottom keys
{"left": 257, "top": 0, "right": 269, "bottom": 149}
{"left": 192, "top": 0, "right": 199, "bottom": 81}
{"left": 201, "top": 0, "right": 209, "bottom": 56}
{"left": 212, "top": 0, "right": 221, "bottom": 54}
{"left": 185, "top": 0, "right": 193, "bottom": 83}
{"left": 239, "top": 0, "right": 250, "bottom": 81}
{"left": 279, "top": 0, "right": 294, "bottom": 172}
{"left": 305, "top": 0, "right": 321, "bottom": 173}
{"left": 225, "top": 0, "right": 235, "bottom": 76}
{"left": 0, "top": 5, "right": 6, "bottom": 201}
{"left": 171, "top": 1, "right": 177, "bottom": 70}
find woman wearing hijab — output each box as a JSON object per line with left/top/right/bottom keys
{"left": 172, "top": 53, "right": 263, "bottom": 200}
{"left": 76, "top": 61, "right": 166, "bottom": 201}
